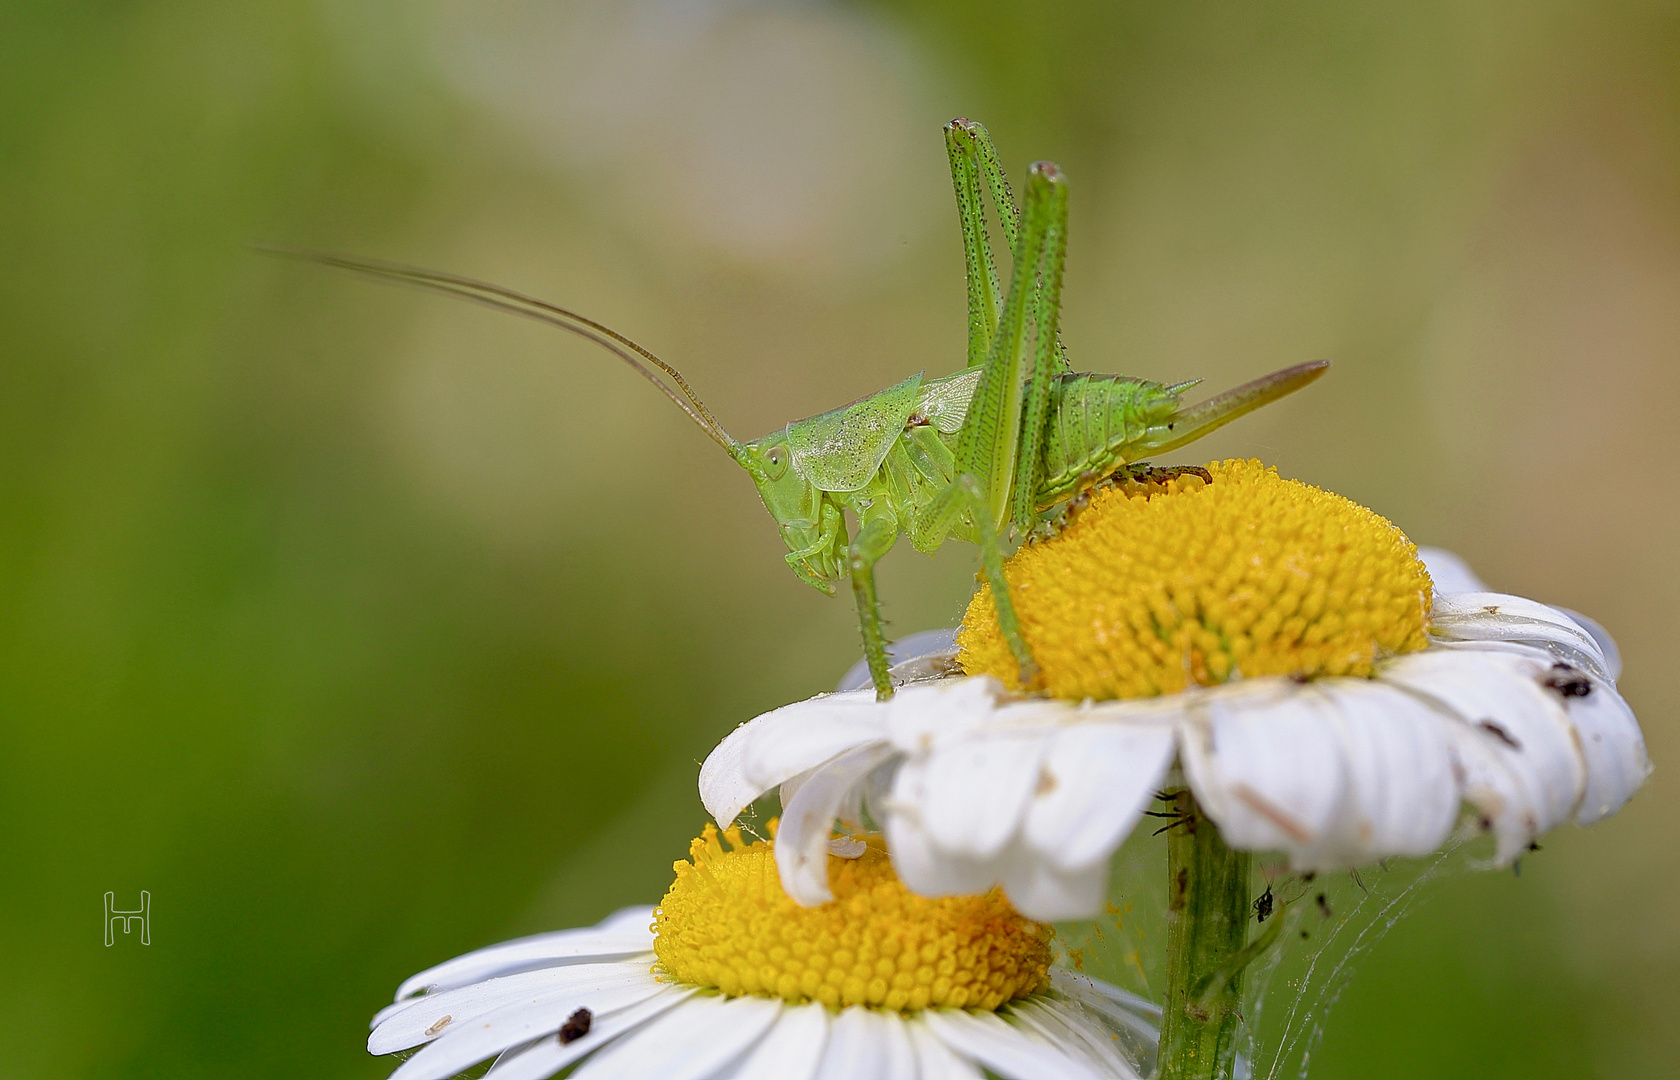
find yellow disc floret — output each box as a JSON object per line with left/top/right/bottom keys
{"left": 960, "top": 459, "right": 1432, "bottom": 699}
{"left": 654, "top": 824, "right": 1052, "bottom": 1012}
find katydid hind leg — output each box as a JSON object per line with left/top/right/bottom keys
{"left": 932, "top": 162, "right": 1070, "bottom": 689}
{"left": 975, "top": 162, "right": 1069, "bottom": 687}
{"left": 952, "top": 121, "right": 1070, "bottom": 377}
{"left": 1009, "top": 163, "right": 1069, "bottom": 531}
{"left": 952, "top": 165, "right": 1063, "bottom": 533}
{"left": 945, "top": 119, "right": 1009, "bottom": 370}
{"left": 969, "top": 124, "right": 1020, "bottom": 252}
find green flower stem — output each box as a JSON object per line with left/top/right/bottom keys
{"left": 1157, "top": 788, "right": 1253, "bottom": 1080}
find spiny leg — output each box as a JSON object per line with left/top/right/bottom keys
{"left": 919, "top": 164, "right": 1069, "bottom": 689}
{"left": 952, "top": 163, "right": 1066, "bottom": 534}
{"left": 945, "top": 119, "right": 1019, "bottom": 370}
{"left": 946, "top": 119, "right": 1069, "bottom": 378}
{"left": 848, "top": 513, "right": 901, "bottom": 700}
{"left": 1007, "top": 163, "right": 1069, "bottom": 529}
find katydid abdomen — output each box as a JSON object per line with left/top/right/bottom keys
{"left": 1033, "top": 362, "right": 1325, "bottom": 509}
{"left": 1035, "top": 372, "right": 1192, "bottom": 508}
{"left": 862, "top": 362, "right": 1327, "bottom": 535}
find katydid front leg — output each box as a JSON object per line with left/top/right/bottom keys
{"left": 784, "top": 498, "right": 846, "bottom": 595}
{"left": 918, "top": 161, "right": 1071, "bottom": 690}
{"left": 847, "top": 511, "right": 901, "bottom": 700}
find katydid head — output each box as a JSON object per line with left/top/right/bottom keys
{"left": 733, "top": 374, "right": 927, "bottom": 598}
{"left": 734, "top": 434, "right": 846, "bottom": 596}
{"left": 1131, "top": 360, "right": 1330, "bottom": 459}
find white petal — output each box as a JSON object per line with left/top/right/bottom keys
{"left": 1559, "top": 672, "right": 1650, "bottom": 824}
{"left": 699, "top": 690, "right": 882, "bottom": 827}
{"left": 482, "top": 990, "right": 693, "bottom": 1080}
{"left": 922, "top": 1009, "right": 1106, "bottom": 1080}
{"left": 1177, "top": 684, "right": 1341, "bottom": 854}
{"left": 882, "top": 803, "right": 1105, "bottom": 921}
{"left": 997, "top": 851, "right": 1110, "bottom": 922}
{"left": 1551, "top": 607, "right": 1622, "bottom": 680}
{"left": 882, "top": 676, "right": 1011, "bottom": 753}
{"left": 724, "top": 1001, "right": 829, "bottom": 1080}
{"left": 1022, "top": 717, "right": 1177, "bottom": 872}
{"left": 1182, "top": 679, "right": 1459, "bottom": 867}
{"left": 1049, "top": 971, "right": 1162, "bottom": 1024}
{"left": 388, "top": 973, "right": 669, "bottom": 1080}
{"left": 884, "top": 758, "right": 1003, "bottom": 899}
{"left": 874, "top": 1010, "right": 921, "bottom": 1080}
{"left": 837, "top": 628, "right": 961, "bottom": 692}
{"left": 1417, "top": 546, "right": 1488, "bottom": 595}
{"left": 1045, "top": 975, "right": 1160, "bottom": 1075}
{"left": 1430, "top": 592, "right": 1613, "bottom": 683}
{"left": 393, "top": 920, "right": 655, "bottom": 1002}
{"left": 570, "top": 994, "right": 782, "bottom": 1080}
{"left": 1383, "top": 647, "right": 1584, "bottom": 861}
{"left": 1007, "top": 999, "right": 1140, "bottom": 1079}
{"left": 907, "top": 1017, "right": 985, "bottom": 1080}
{"left": 1316, "top": 680, "right": 1460, "bottom": 858}
{"left": 813, "top": 1006, "right": 903, "bottom": 1080}
{"left": 920, "top": 728, "right": 1049, "bottom": 860}
{"left": 372, "top": 963, "right": 650, "bottom": 1054}
{"left": 595, "top": 905, "right": 658, "bottom": 931}
{"left": 778, "top": 743, "right": 898, "bottom": 905}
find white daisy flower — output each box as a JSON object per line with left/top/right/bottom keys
{"left": 701, "top": 459, "right": 1650, "bottom": 1080}
{"left": 701, "top": 460, "right": 1649, "bottom": 923}
{"left": 369, "top": 826, "right": 1161, "bottom": 1080}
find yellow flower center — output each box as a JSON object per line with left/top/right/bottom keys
{"left": 959, "top": 459, "right": 1432, "bottom": 699}
{"left": 654, "top": 824, "right": 1052, "bottom": 1012}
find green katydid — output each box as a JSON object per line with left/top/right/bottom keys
{"left": 263, "top": 119, "right": 1325, "bottom": 701}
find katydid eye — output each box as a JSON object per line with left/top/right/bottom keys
{"left": 764, "top": 445, "right": 788, "bottom": 479}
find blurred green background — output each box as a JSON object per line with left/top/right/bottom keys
{"left": 3, "top": 1, "right": 1676, "bottom": 1076}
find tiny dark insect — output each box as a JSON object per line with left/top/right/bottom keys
{"left": 1254, "top": 886, "right": 1274, "bottom": 924}
{"left": 1315, "top": 892, "right": 1333, "bottom": 919}
{"left": 1542, "top": 663, "right": 1592, "bottom": 699}
{"left": 559, "top": 1007, "right": 592, "bottom": 1044}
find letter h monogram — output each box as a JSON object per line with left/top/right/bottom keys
{"left": 105, "top": 890, "right": 150, "bottom": 946}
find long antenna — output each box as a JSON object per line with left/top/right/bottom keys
{"left": 254, "top": 245, "right": 739, "bottom": 453}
